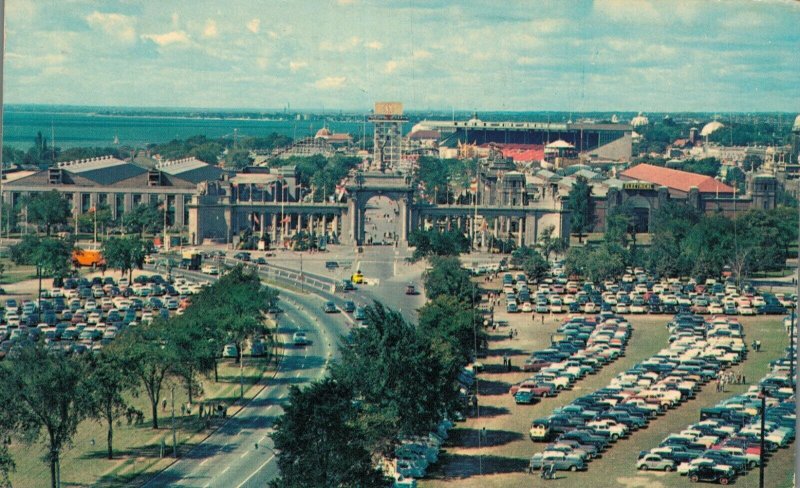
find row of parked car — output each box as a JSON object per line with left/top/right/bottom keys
{"left": 0, "top": 274, "right": 207, "bottom": 359}
{"left": 638, "top": 316, "right": 796, "bottom": 484}
{"left": 527, "top": 313, "right": 748, "bottom": 476}
{"left": 383, "top": 417, "right": 454, "bottom": 487}
{"left": 510, "top": 314, "right": 631, "bottom": 405}
{"left": 499, "top": 268, "right": 794, "bottom": 316}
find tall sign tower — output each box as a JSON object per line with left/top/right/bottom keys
{"left": 369, "top": 102, "right": 407, "bottom": 172}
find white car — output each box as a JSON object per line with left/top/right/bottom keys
{"left": 738, "top": 305, "right": 756, "bottom": 315}
{"left": 521, "top": 302, "right": 533, "bottom": 312}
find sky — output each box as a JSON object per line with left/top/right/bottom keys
{"left": 3, "top": 0, "right": 799, "bottom": 112}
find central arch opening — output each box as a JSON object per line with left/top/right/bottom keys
{"left": 363, "top": 195, "right": 401, "bottom": 245}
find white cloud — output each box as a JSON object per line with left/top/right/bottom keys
{"left": 337, "top": 0, "right": 355, "bottom": 5}
{"left": 314, "top": 76, "right": 346, "bottom": 89}
{"left": 366, "top": 41, "right": 383, "bottom": 50}
{"left": 142, "top": 30, "right": 190, "bottom": 47}
{"left": 247, "top": 18, "right": 261, "bottom": 34}
{"left": 384, "top": 60, "right": 399, "bottom": 74}
{"left": 203, "top": 20, "right": 218, "bottom": 38}
{"left": 256, "top": 57, "right": 268, "bottom": 69}
{"left": 86, "top": 12, "right": 136, "bottom": 44}
{"left": 413, "top": 50, "right": 432, "bottom": 59}
{"left": 289, "top": 60, "right": 309, "bottom": 72}
{"left": 319, "top": 36, "right": 362, "bottom": 52}
{"left": 171, "top": 12, "right": 180, "bottom": 28}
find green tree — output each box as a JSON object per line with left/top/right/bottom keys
{"left": 102, "top": 236, "right": 153, "bottom": 281}
{"left": 537, "top": 225, "right": 566, "bottom": 261}
{"left": 566, "top": 176, "right": 593, "bottom": 243}
{"left": 605, "top": 202, "right": 636, "bottom": 248}
{"left": 408, "top": 229, "right": 469, "bottom": 260}
{"left": 0, "top": 345, "right": 91, "bottom": 488}
{"left": 85, "top": 351, "right": 140, "bottom": 459}
{"left": 77, "top": 204, "right": 113, "bottom": 234}
{"left": 332, "top": 303, "right": 454, "bottom": 451}
{"left": 270, "top": 378, "right": 389, "bottom": 488}
{"left": 9, "top": 235, "right": 73, "bottom": 279}
{"left": 681, "top": 157, "right": 721, "bottom": 177}
{"left": 124, "top": 203, "right": 163, "bottom": 236}
{"left": 168, "top": 315, "right": 219, "bottom": 404}
{"left": 418, "top": 295, "right": 482, "bottom": 365}
{"left": 422, "top": 256, "right": 478, "bottom": 304}
{"left": 224, "top": 148, "right": 254, "bottom": 170}
{"left": 114, "top": 319, "right": 176, "bottom": 429}
{"left": 25, "top": 191, "right": 71, "bottom": 235}
{"left": 510, "top": 246, "right": 550, "bottom": 283}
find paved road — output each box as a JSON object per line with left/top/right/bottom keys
{"left": 143, "top": 287, "right": 351, "bottom": 488}
{"left": 143, "top": 247, "right": 425, "bottom": 487}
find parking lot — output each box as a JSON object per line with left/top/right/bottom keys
{"left": 420, "top": 274, "right": 795, "bottom": 488}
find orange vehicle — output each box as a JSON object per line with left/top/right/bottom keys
{"left": 72, "top": 249, "right": 106, "bottom": 267}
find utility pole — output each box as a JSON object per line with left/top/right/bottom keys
{"left": 240, "top": 345, "right": 244, "bottom": 399}
{"left": 171, "top": 385, "right": 177, "bottom": 458}
{"left": 0, "top": 0, "right": 5, "bottom": 258}
{"left": 758, "top": 387, "right": 766, "bottom": 488}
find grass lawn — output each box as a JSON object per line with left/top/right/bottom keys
{"left": 0, "top": 258, "right": 40, "bottom": 285}
{"left": 421, "top": 315, "right": 794, "bottom": 488}
{"left": 7, "top": 350, "right": 281, "bottom": 488}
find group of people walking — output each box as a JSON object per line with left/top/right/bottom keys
{"left": 715, "top": 370, "right": 746, "bottom": 392}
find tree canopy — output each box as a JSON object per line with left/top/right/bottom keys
{"left": 9, "top": 235, "right": 73, "bottom": 278}
{"left": 510, "top": 246, "right": 550, "bottom": 283}
{"left": 25, "top": 191, "right": 71, "bottom": 236}
{"left": 0, "top": 345, "right": 92, "bottom": 488}
{"left": 270, "top": 378, "right": 389, "bottom": 488}
{"left": 422, "top": 256, "right": 478, "bottom": 304}
{"left": 102, "top": 236, "right": 153, "bottom": 280}
{"left": 408, "top": 228, "right": 470, "bottom": 261}
{"left": 566, "top": 176, "right": 593, "bottom": 243}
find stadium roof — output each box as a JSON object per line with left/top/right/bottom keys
{"left": 620, "top": 163, "right": 735, "bottom": 194}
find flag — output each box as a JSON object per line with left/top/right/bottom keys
{"left": 470, "top": 178, "right": 478, "bottom": 193}
{"left": 281, "top": 216, "right": 291, "bottom": 224}
{"left": 88, "top": 206, "right": 96, "bottom": 214}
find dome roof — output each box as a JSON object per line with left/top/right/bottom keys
{"left": 411, "top": 122, "right": 432, "bottom": 133}
{"left": 630, "top": 112, "right": 649, "bottom": 127}
{"left": 314, "top": 127, "right": 331, "bottom": 138}
{"left": 546, "top": 139, "right": 575, "bottom": 149}
{"left": 700, "top": 121, "right": 724, "bottom": 137}
{"left": 793, "top": 114, "right": 800, "bottom": 132}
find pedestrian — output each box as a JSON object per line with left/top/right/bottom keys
{"left": 481, "top": 427, "right": 487, "bottom": 443}
{"left": 531, "top": 312, "right": 535, "bottom": 323}
{"left": 541, "top": 315, "right": 545, "bottom": 325}
{"left": 503, "top": 353, "right": 508, "bottom": 368}
{"left": 508, "top": 358, "right": 512, "bottom": 371}
{"left": 509, "top": 330, "right": 513, "bottom": 340}
{"left": 162, "top": 399, "right": 167, "bottom": 412}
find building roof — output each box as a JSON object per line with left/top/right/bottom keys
{"left": 700, "top": 121, "right": 725, "bottom": 137}
{"left": 572, "top": 169, "right": 603, "bottom": 181}
{"left": 56, "top": 156, "right": 148, "bottom": 185}
{"left": 620, "top": 163, "right": 735, "bottom": 194}
{"left": 156, "top": 158, "right": 224, "bottom": 184}
{"left": 546, "top": 139, "right": 575, "bottom": 149}
{"left": 408, "top": 129, "right": 441, "bottom": 140}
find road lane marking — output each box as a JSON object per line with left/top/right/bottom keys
{"left": 222, "top": 467, "right": 230, "bottom": 474}
{"left": 199, "top": 458, "right": 210, "bottom": 466}
{"left": 241, "top": 451, "right": 251, "bottom": 458}
{"left": 236, "top": 454, "right": 276, "bottom": 488}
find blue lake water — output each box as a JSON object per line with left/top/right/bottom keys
{"left": 1, "top": 109, "right": 374, "bottom": 149}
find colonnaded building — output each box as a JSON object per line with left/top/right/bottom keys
{"left": 1, "top": 151, "right": 778, "bottom": 249}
